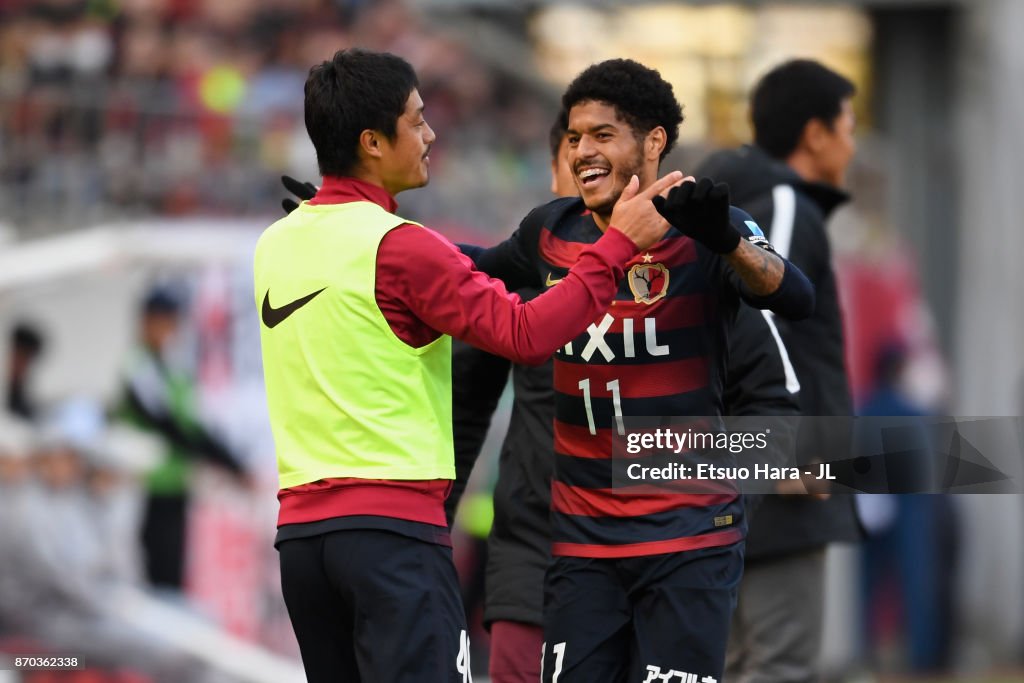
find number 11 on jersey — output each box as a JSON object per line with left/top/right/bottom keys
{"left": 578, "top": 378, "right": 625, "bottom": 436}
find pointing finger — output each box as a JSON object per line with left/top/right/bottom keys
{"left": 637, "top": 170, "right": 685, "bottom": 200}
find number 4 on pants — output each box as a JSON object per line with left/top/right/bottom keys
{"left": 455, "top": 629, "right": 472, "bottom": 682}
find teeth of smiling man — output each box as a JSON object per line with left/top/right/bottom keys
{"left": 579, "top": 168, "right": 609, "bottom": 179}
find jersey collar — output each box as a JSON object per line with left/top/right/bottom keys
{"left": 310, "top": 176, "right": 399, "bottom": 213}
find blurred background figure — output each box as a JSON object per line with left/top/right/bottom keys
{"left": 115, "top": 286, "right": 246, "bottom": 591}
{"left": 85, "top": 423, "right": 165, "bottom": 589}
{"left": 699, "top": 59, "right": 862, "bottom": 683}
{"left": 860, "top": 344, "right": 925, "bottom": 419}
{"left": 857, "top": 343, "right": 957, "bottom": 675}
{"left": 0, "top": 412, "right": 36, "bottom": 611}
{"left": 6, "top": 321, "right": 46, "bottom": 422}
{"left": 0, "top": 398, "right": 212, "bottom": 680}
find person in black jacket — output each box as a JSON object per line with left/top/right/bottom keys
{"left": 6, "top": 322, "right": 46, "bottom": 422}
{"left": 697, "top": 59, "right": 864, "bottom": 683}
{"left": 448, "top": 114, "right": 801, "bottom": 683}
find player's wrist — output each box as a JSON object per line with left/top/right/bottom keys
{"left": 708, "top": 223, "right": 742, "bottom": 254}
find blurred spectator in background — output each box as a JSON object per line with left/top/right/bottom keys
{"left": 115, "top": 286, "right": 246, "bottom": 590}
{"left": 0, "top": 398, "right": 214, "bottom": 679}
{"left": 0, "top": 0, "right": 551, "bottom": 235}
{"left": 6, "top": 321, "right": 46, "bottom": 421}
{"left": 85, "top": 423, "right": 164, "bottom": 588}
{"left": 0, "top": 413, "right": 36, "bottom": 628}
{"left": 0, "top": 400, "right": 103, "bottom": 646}
{"left": 857, "top": 343, "right": 956, "bottom": 674}
{"left": 860, "top": 343, "right": 926, "bottom": 418}
{"left": 698, "top": 59, "right": 863, "bottom": 683}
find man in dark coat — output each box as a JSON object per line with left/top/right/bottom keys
{"left": 698, "top": 59, "right": 864, "bottom": 682}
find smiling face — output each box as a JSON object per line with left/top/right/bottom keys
{"left": 377, "top": 89, "right": 436, "bottom": 195}
{"left": 566, "top": 100, "right": 659, "bottom": 219}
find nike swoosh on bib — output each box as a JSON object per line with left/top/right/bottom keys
{"left": 545, "top": 273, "right": 563, "bottom": 286}
{"left": 262, "top": 288, "right": 326, "bottom": 328}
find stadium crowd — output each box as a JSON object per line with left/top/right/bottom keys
{"left": 0, "top": 0, "right": 553, "bottom": 236}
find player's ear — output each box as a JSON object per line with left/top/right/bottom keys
{"left": 359, "top": 129, "right": 384, "bottom": 161}
{"left": 801, "top": 118, "right": 829, "bottom": 155}
{"left": 645, "top": 126, "right": 667, "bottom": 162}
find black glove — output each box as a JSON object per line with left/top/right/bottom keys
{"left": 652, "top": 177, "right": 740, "bottom": 254}
{"left": 281, "top": 175, "right": 319, "bottom": 214}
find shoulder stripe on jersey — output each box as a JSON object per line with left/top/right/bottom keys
{"left": 551, "top": 527, "right": 742, "bottom": 558}
{"left": 769, "top": 184, "right": 796, "bottom": 258}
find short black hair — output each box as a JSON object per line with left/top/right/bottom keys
{"left": 304, "top": 49, "right": 419, "bottom": 177}
{"left": 548, "top": 109, "right": 568, "bottom": 161}
{"left": 561, "top": 59, "right": 683, "bottom": 161}
{"left": 142, "top": 286, "right": 181, "bottom": 316}
{"left": 751, "top": 59, "right": 855, "bottom": 160}
{"left": 11, "top": 322, "right": 44, "bottom": 356}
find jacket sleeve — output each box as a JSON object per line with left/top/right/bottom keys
{"left": 122, "top": 376, "right": 243, "bottom": 474}
{"left": 381, "top": 224, "right": 637, "bottom": 366}
{"left": 459, "top": 204, "right": 549, "bottom": 291}
{"left": 784, "top": 198, "right": 831, "bottom": 286}
{"left": 445, "top": 339, "right": 511, "bottom": 526}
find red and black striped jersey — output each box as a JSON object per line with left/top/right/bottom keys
{"left": 474, "top": 197, "right": 784, "bottom": 558}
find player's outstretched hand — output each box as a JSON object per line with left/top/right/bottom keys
{"left": 652, "top": 177, "right": 740, "bottom": 254}
{"left": 610, "top": 171, "right": 686, "bottom": 251}
{"left": 281, "top": 175, "right": 319, "bottom": 214}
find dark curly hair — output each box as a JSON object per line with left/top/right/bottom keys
{"left": 561, "top": 59, "right": 683, "bottom": 161}
{"left": 304, "top": 49, "right": 419, "bottom": 177}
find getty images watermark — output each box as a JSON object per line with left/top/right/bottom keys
{"left": 610, "top": 416, "right": 1023, "bottom": 495}
{"left": 622, "top": 425, "right": 834, "bottom": 483}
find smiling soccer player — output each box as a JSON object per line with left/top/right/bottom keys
{"left": 469, "top": 59, "right": 814, "bottom": 683}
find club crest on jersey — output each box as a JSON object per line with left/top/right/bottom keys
{"left": 627, "top": 263, "right": 669, "bottom": 304}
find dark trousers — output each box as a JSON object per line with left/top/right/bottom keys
{"left": 141, "top": 493, "right": 188, "bottom": 589}
{"left": 279, "top": 529, "right": 471, "bottom": 683}
{"left": 542, "top": 543, "right": 743, "bottom": 683}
